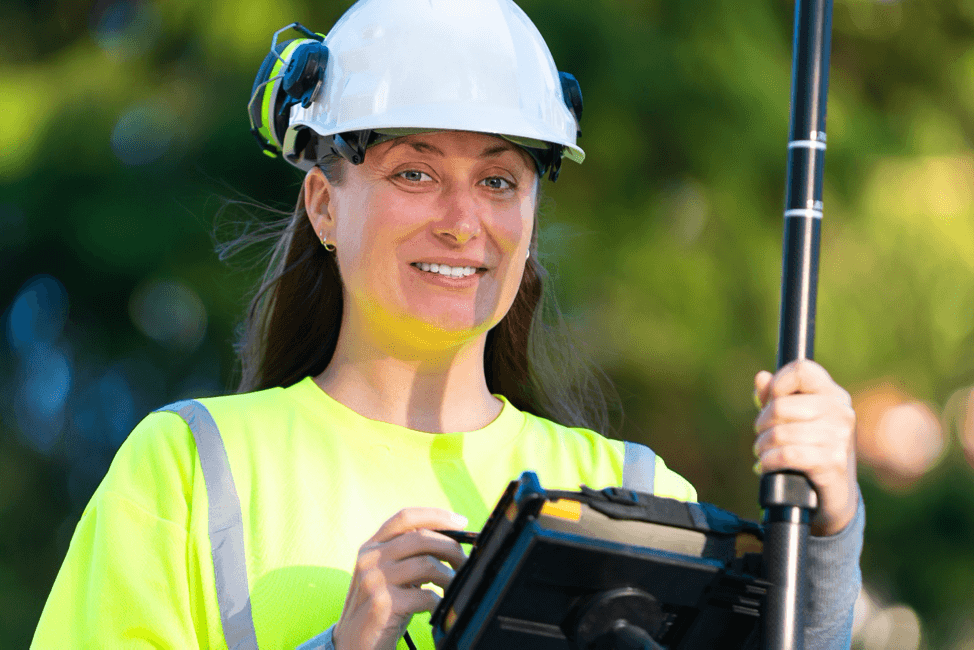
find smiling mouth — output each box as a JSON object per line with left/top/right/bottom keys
{"left": 411, "top": 262, "right": 486, "bottom": 278}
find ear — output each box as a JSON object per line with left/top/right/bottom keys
{"left": 304, "top": 167, "right": 335, "bottom": 236}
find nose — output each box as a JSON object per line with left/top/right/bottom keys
{"left": 433, "top": 185, "right": 482, "bottom": 246}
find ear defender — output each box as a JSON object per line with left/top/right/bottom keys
{"left": 282, "top": 39, "right": 327, "bottom": 108}
{"left": 559, "top": 71, "right": 583, "bottom": 138}
{"left": 248, "top": 23, "right": 328, "bottom": 158}
{"left": 541, "top": 72, "right": 583, "bottom": 181}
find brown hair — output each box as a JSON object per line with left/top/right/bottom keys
{"left": 224, "top": 155, "right": 620, "bottom": 434}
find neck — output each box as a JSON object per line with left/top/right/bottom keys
{"left": 313, "top": 311, "right": 501, "bottom": 433}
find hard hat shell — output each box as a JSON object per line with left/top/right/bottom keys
{"left": 282, "top": 0, "right": 584, "bottom": 171}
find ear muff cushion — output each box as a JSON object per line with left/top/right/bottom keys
{"left": 250, "top": 39, "right": 307, "bottom": 151}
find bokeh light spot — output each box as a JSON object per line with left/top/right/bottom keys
{"left": 5, "top": 275, "right": 69, "bottom": 351}
{"left": 15, "top": 345, "right": 73, "bottom": 454}
{"left": 853, "top": 587, "right": 925, "bottom": 650}
{"left": 129, "top": 278, "right": 208, "bottom": 353}
{"left": 111, "top": 100, "right": 178, "bottom": 166}
{"left": 89, "top": 0, "right": 161, "bottom": 58}
{"left": 854, "top": 381, "right": 945, "bottom": 490}
{"left": 663, "top": 179, "right": 710, "bottom": 246}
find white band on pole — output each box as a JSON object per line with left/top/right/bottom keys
{"left": 784, "top": 209, "right": 823, "bottom": 219}
{"left": 788, "top": 140, "right": 827, "bottom": 150}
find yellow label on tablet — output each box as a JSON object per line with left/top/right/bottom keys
{"left": 540, "top": 499, "right": 582, "bottom": 521}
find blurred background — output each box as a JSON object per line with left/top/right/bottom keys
{"left": 1, "top": 0, "right": 972, "bottom": 647}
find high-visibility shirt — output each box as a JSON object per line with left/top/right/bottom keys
{"left": 33, "top": 376, "right": 695, "bottom": 649}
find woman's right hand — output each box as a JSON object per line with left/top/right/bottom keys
{"left": 332, "top": 508, "right": 469, "bottom": 650}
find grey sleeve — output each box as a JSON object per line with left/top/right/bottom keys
{"left": 804, "top": 486, "right": 865, "bottom": 650}
{"left": 297, "top": 624, "right": 337, "bottom": 650}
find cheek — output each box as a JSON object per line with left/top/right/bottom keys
{"left": 491, "top": 199, "right": 535, "bottom": 304}
{"left": 495, "top": 195, "right": 535, "bottom": 253}
{"left": 336, "top": 189, "right": 419, "bottom": 267}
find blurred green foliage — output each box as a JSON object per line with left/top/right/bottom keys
{"left": 1, "top": 0, "right": 972, "bottom": 647}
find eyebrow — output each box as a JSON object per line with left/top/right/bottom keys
{"left": 386, "top": 140, "right": 445, "bottom": 156}
{"left": 479, "top": 143, "right": 517, "bottom": 158}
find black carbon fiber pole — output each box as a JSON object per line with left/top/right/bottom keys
{"left": 759, "top": 0, "right": 833, "bottom": 647}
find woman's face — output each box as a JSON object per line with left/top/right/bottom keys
{"left": 305, "top": 130, "right": 537, "bottom": 348}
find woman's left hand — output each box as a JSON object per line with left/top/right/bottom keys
{"left": 753, "top": 360, "right": 858, "bottom": 537}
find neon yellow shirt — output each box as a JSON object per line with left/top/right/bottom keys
{"left": 33, "top": 377, "right": 695, "bottom": 649}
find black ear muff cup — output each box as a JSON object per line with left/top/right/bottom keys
{"left": 559, "top": 71, "right": 583, "bottom": 138}
{"left": 283, "top": 42, "right": 328, "bottom": 108}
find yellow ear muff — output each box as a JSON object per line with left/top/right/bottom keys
{"left": 248, "top": 39, "right": 307, "bottom": 157}
{"left": 248, "top": 23, "right": 327, "bottom": 158}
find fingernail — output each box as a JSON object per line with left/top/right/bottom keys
{"left": 753, "top": 389, "right": 763, "bottom": 411}
{"left": 451, "top": 513, "right": 468, "bottom": 528}
{"left": 752, "top": 460, "right": 762, "bottom": 476}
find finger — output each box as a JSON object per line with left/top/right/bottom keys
{"left": 369, "top": 508, "right": 468, "bottom": 545}
{"left": 381, "top": 529, "right": 467, "bottom": 570}
{"left": 754, "top": 370, "right": 773, "bottom": 409}
{"left": 767, "top": 360, "right": 848, "bottom": 401}
{"left": 757, "top": 443, "right": 827, "bottom": 478}
{"left": 755, "top": 435, "right": 850, "bottom": 476}
{"left": 754, "top": 393, "right": 855, "bottom": 434}
{"left": 392, "top": 585, "right": 442, "bottom": 616}
{"left": 387, "top": 554, "right": 456, "bottom": 590}
{"left": 753, "top": 421, "right": 853, "bottom": 460}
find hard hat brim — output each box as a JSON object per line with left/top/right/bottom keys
{"left": 289, "top": 103, "right": 585, "bottom": 168}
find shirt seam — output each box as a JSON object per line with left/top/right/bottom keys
{"left": 99, "top": 488, "right": 191, "bottom": 538}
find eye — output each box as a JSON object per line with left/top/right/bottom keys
{"left": 397, "top": 170, "right": 432, "bottom": 183}
{"left": 481, "top": 176, "right": 514, "bottom": 190}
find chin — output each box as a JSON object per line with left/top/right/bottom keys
{"left": 400, "top": 297, "right": 499, "bottom": 336}
{"left": 423, "top": 314, "right": 492, "bottom": 338}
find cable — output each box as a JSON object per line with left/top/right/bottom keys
{"left": 404, "top": 630, "right": 417, "bottom": 650}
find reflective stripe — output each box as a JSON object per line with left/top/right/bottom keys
{"left": 621, "top": 440, "right": 656, "bottom": 494}
{"left": 156, "top": 400, "right": 260, "bottom": 650}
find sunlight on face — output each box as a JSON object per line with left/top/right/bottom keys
{"left": 318, "top": 130, "right": 538, "bottom": 352}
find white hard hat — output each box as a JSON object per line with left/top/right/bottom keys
{"left": 252, "top": 0, "right": 584, "bottom": 180}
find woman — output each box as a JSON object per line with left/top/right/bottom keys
{"left": 33, "top": 1, "right": 863, "bottom": 649}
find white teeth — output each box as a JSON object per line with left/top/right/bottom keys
{"left": 412, "top": 263, "right": 478, "bottom": 278}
